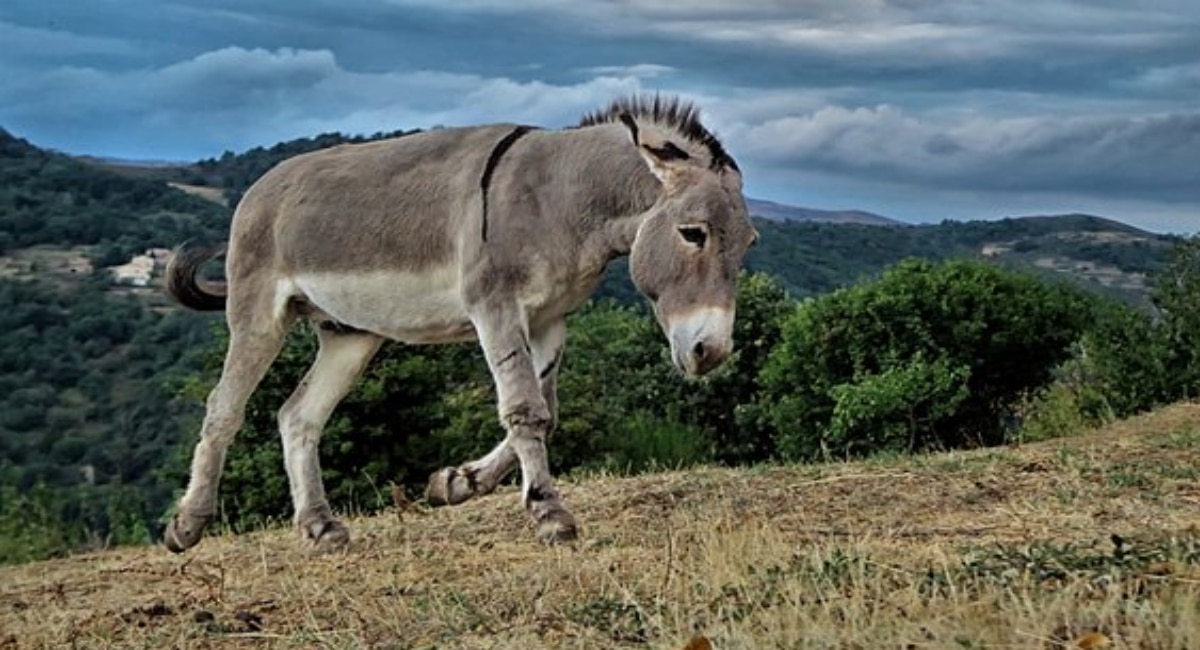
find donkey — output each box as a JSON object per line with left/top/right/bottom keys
{"left": 163, "top": 95, "right": 758, "bottom": 553}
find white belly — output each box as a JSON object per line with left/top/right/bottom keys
{"left": 290, "top": 269, "right": 476, "bottom": 343}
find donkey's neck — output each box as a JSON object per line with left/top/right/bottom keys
{"left": 600, "top": 205, "right": 653, "bottom": 258}
{"left": 561, "top": 125, "right": 663, "bottom": 258}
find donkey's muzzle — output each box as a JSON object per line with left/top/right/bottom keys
{"left": 667, "top": 307, "right": 734, "bottom": 376}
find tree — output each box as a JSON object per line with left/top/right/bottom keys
{"left": 1153, "top": 234, "right": 1200, "bottom": 400}
{"left": 1077, "top": 299, "right": 1174, "bottom": 418}
{"left": 1083, "top": 233, "right": 1200, "bottom": 418}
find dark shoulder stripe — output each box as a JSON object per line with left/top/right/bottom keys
{"left": 480, "top": 125, "right": 535, "bottom": 242}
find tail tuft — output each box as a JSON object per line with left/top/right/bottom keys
{"left": 166, "top": 242, "right": 228, "bottom": 311}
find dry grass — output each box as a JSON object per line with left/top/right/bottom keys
{"left": 5, "top": 404, "right": 1200, "bottom": 649}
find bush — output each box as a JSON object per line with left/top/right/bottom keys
{"left": 587, "top": 413, "right": 712, "bottom": 474}
{"left": 759, "top": 259, "right": 1090, "bottom": 461}
{"left": 1079, "top": 234, "right": 1200, "bottom": 418}
{"left": 1152, "top": 234, "right": 1200, "bottom": 399}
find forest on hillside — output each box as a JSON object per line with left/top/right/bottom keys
{"left": 1, "top": 127, "right": 1195, "bottom": 565}
{"left": 0, "top": 130, "right": 229, "bottom": 263}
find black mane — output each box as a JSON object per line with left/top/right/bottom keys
{"left": 579, "top": 94, "right": 739, "bottom": 172}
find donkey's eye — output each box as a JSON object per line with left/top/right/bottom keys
{"left": 678, "top": 225, "right": 708, "bottom": 249}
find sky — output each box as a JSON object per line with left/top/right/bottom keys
{"left": 2, "top": 1, "right": 1198, "bottom": 233}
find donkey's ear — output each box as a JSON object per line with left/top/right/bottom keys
{"left": 636, "top": 139, "right": 695, "bottom": 188}
{"left": 619, "top": 114, "right": 695, "bottom": 188}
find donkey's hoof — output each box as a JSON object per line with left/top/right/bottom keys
{"left": 536, "top": 511, "right": 579, "bottom": 545}
{"left": 163, "top": 511, "right": 213, "bottom": 554}
{"left": 424, "top": 467, "right": 476, "bottom": 507}
{"left": 304, "top": 519, "right": 351, "bottom": 553}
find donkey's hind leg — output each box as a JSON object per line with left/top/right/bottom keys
{"left": 165, "top": 298, "right": 291, "bottom": 553}
{"left": 278, "top": 325, "right": 381, "bottom": 552}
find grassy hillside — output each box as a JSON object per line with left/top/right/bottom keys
{"left": 3, "top": 403, "right": 1199, "bottom": 648}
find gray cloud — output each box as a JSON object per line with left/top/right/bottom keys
{"left": 0, "top": 0, "right": 1197, "bottom": 230}
{"left": 729, "top": 106, "right": 1200, "bottom": 200}
{"left": 2, "top": 45, "right": 649, "bottom": 157}
{"left": 578, "top": 64, "right": 676, "bottom": 79}
{"left": 0, "top": 20, "right": 138, "bottom": 62}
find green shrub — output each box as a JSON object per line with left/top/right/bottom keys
{"left": 1017, "top": 378, "right": 1111, "bottom": 444}
{"left": 759, "top": 259, "right": 1090, "bottom": 460}
{"left": 589, "top": 412, "right": 712, "bottom": 474}
{"left": 1079, "top": 234, "right": 1200, "bottom": 418}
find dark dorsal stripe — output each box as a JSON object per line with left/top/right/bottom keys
{"left": 480, "top": 125, "right": 535, "bottom": 242}
{"left": 618, "top": 113, "right": 639, "bottom": 145}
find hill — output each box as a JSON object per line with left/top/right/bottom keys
{"left": 0, "top": 130, "right": 226, "bottom": 540}
{"left": 744, "top": 197, "right": 899, "bottom": 225}
{"left": 3, "top": 403, "right": 1199, "bottom": 648}
{"left": 0, "top": 129, "right": 229, "bottom": 258}
{"left": 87, "top": 129, "right": 418, "bottom": 208}
{"left": 750, "top": 215, "right": 1175, "bottom": 303}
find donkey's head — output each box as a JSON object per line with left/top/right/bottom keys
{"left": 621, "top": 113, "right": 758, "bottom": 376}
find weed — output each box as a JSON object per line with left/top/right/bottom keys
{"left": 569, "top": 597, "right": 652, "bottom": 643}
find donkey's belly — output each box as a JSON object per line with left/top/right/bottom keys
{"left": 291, "top": 270, "right": 476, "bottom": 344}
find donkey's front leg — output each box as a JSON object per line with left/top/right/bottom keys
{"left": 425, "top": 439, "right": 517, "bottom": 506}
{"left": 425, "top": 320, "right": 565, "bottom": 507}
{"left": 474, "top": 309, "right": 577, "bottom": 544}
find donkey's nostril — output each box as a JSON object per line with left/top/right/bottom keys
{"left": 688, "top": 339, "right": 728, "bottom": 376}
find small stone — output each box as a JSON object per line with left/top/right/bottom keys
{"left": 235, "top": 610, "right": 263, "bottom": 631}
{"left": 192, "top": 610, "right": 215, "bottom": 624}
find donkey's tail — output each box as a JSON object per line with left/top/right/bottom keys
{"left": 166, "top": 242, "right": 228, "bottom": 311}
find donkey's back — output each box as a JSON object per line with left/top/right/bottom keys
{"left": 237, "top": 124, "right": 518, "bottom": 276}
{"left": 225, "top": 124, "right": 524, "bottom": 344}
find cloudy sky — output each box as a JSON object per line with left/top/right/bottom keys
{"left": 3, "top": 1, "right": 1198, "bottom": 232}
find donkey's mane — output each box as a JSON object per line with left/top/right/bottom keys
{"left": 579, "top": 94, "right": 738, "bottom": 172}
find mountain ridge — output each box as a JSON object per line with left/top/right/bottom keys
{"left": 745, "top": 197, "right": 901, "bottom": 226}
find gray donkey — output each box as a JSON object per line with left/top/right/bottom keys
{"left": 163, "top": 95, "right": 758, "bottom": 553}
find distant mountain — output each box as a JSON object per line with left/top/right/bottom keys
{"left": 747, "top": 213, "right": 1176, "bottom": 306}
{"left": 746, "top": 198, "right": 900, "bottom": 226}
{"left": 989, "top": 212, "right": 1149, "bottom": 235}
